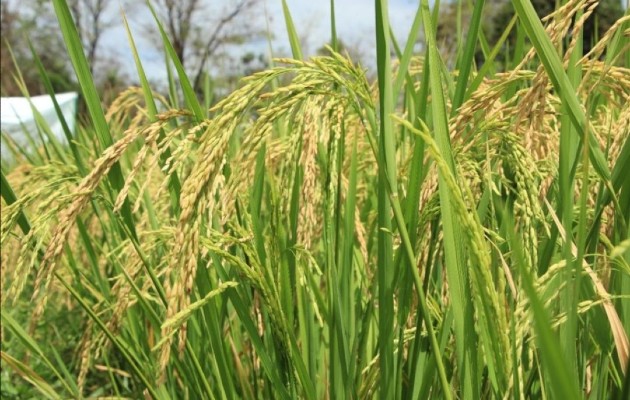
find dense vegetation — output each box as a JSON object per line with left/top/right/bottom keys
{"left": 1, "top": 0, "right": 629, "bottom": 398}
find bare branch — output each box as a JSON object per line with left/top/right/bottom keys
{"left": 144, "top": 0, "right": 262, "bottom": 91}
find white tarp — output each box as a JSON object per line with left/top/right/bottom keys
{"left": 1, "top": 92, "right": 79, "bottom": 159}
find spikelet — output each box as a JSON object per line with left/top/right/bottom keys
{"left": 297, "top": 97, "right": 323, "bottom": 249}
{"left": 32, "top": 115, "right": 175, "bottom": 319}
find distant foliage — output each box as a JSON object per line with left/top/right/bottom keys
{"left": 487, "top": 0, "right": 624, "bottom": 55}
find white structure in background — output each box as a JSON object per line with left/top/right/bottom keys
{"left": 1, "top": 92, "right": 79, "bottom": 159}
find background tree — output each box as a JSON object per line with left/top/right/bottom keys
{"left": 145, "top": 0, "right": 264, "bottom": 92}
{"left": 1, "top": 0, "right": 128, "bottom": 97}
{"left": 2, "top": 0, "right": 29, "bottom": 95}
{"left": 67, "top": 0, "right": 115, "bottom": 75}
{"left": 487, "top": 0, "right": 624, "bottom": 56}
{"left": 1, "top": 0, "right": 75, "bottom": 95}
{"left": 435, "top": 0, "right": 625, "bottom": 69}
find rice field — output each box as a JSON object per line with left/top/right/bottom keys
{"left": 1, "top": 0, "right": 629, "bottom": 398}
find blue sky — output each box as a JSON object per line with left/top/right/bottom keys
{"left": 105, "top": 0, "right": 421, "bottom": 84}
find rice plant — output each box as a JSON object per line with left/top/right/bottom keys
{"left": 1, "top": 0, "right": 629, "bottom": 398}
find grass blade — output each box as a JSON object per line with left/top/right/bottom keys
{"left": 146, "top": 1, "right": 205, "bottom": 121}
{"left": 420, "top": 0, "right": 477, "bottom": 397}
{"left": 510, "top": 0, "right": 611, "bottom": 181}
{"left": 51, "top": 0, "right": 137, "bottom": 239}
{"left": 281, "top": 0, "right": 303, "bottom": 60}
